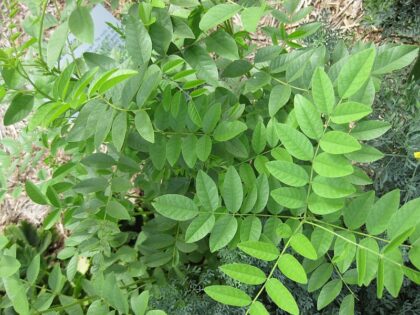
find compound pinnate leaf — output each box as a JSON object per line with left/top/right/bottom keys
{"left": 266, "top": 278, "right": 299, "bottom": 315}
{"left": 153, "top": 194, "right": 198, "bottom": 221}
{"left": 204, "top": 285, "right": 251, "bottom": 307}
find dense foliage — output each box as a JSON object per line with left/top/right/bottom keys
{"left": 0, "top": 0, "right": 419, "bottom": 314}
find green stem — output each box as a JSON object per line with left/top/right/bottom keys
{"left": 326, "top": 252, "right": 358, "bottom": 300}
{"left": 245, "top": 221, "right": 304, "bottom": 314}
{"left": 38, "top": 0, "right": 49, "bottom": 66}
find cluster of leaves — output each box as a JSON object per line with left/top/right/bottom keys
{"left": 362, "top": 0, "right": 420, "bottom": 42}
{"left": 0, "top": 0, "right": 419, "bottom": 314}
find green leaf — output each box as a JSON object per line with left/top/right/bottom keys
{"left": 135, "top": 110, "right": 155, "bottom": 143}
{"left": 308, "top": 263, "right": 333, "bottom": 292}
{"left": 126, "top": 15, "right": 152, "bottom": 66}
{"left": 266, "top": 161, "right": 309, "bottom": 187}
{"left": 204, "top": 285, "right": 251, "bottom": 307}
{"left": 313, "top": 152, "right": 353, "bottom": 178}
{"left": 185, "top": 213, "right": 215, "bottom": 243}
{"left": 331, "top": 102, "right": 372, "bottom": 124}
{"left": 214, "top": 120, "right": 247, "bottom": 142}
{"left": 0, "top": 255, "right": 20, "bottom": 277}
{"left": 319, "top": 131, "right": 361, "bottom": 154}
{"left": 245, "top": 72, "right": 271, "bottom": 93}
{"left": 265, "top": 278, "right": 299, "bottom": 315}
{"left": 373, "top": 45, "right": 419, "bottom": 75}
{"left": 276, "top": 123, "right": 314, "bottom": 161}
{"left": 343, "top": 191, "right": 374, "bottom": 230}
{"left": 294, "top": 94, "right": 324, "bottom": 139}
{"left": 337, "top": 48, "right": 376, "bottom": 98}
{"left": 131, "top": 290, "right": 149, "bottom": 315}
{"left": 252, "top": 121, "right": 267, "bottom": 154}
{"left": 199, "top": 3, "right": 242, "bottom": 31}
{"left": 3, "top": 277, "right": 29, "bottom": 315}
{"left": 74, "top": 177, "right": 108, "bottom": 194}
{"left": 222, "top": 166, "right": 243, "bottom": 213}
{"left": 166, "top": 135, "right": 182, "bottom": 166}
{"left": 269, "top": 85, "right": 291, "bottom": 117}
{"left": 377, "top": 259, "right": 384, "bottom": 298}
{"left": 240, "top": 215, "right": 262, "bottom": 241}
{"left": 249, "top": 301, "right": 270, "bottom": 315}
{"left": 220, "top": 263, "right": 266, "bottom": 285}
{"left": 358, "top": 238, "right": 379, "bottom": 286}
{"left": 47, "top": 22, "right": 68, "bottom": 67}
{"left": 205, "top": 30, "right": 239, "bottom": 60}
{"left": 241, "top": 6, "right": 265, "bottom": 32}
{"left": 311, "top": 227, "right": 335, "bottom": 256}
{"left": 137, "top": 65, "right": 162, "bottom": 108}
{"left": 339, "top": 295, "right": 355, "bottom": 315}
{"left": 312, "top": 67, "right": 335, "bottom": 114}
{"left": 112, "top": 112, "right": 127, "bottom": 151}
{"left": 184, "top": 45, "right": 218, "bottom": 85}
{"left": 366, "top": 189, "right": 400, "bottom": 235}
{"left": 153, "top": 194, "right": 199, "bottom": 221}
{"left": 238, "top": 240, "right": 279, "bottom": 261}
{"left": 181, "top": 135, "right": 197, "bottom": 168}
{"left": 345, "top": 144, "right": 384, "bottom": 163}
{"left": 388, "top": 198, "right": 420, "bottom": 239}
{"left": 308, "top": 193, "right": 344, "bottom": 215}
{"left": 98, "top": 69, "right": 138, "bottom": 94}
{"left": 288, "top": 22, "right": 321, "bottom": 39}
{"left": 383, "top": 248, "right": 403, "bottom": 297}
{"left": 271, "top": 187, "right": 306, "bottom": 209}
{"left": 350, "top": 120, "right": 391, "bottom": 140}
{"left": 312, "top": 176, "right": 355, "bottom": 199}
{"left": 209, "top": 215, "right": 237, "bottom": 252}
{"left": 69, "top": 6, "right": 94, "bottom": 43}
{"left": 81, "top": 153, "right": 116, "bottom": 169}
{"left": 222, "top": 60, "right": 253, "bottom": 78}
{"left": 278, "top": 254, "right": 307, "bottom": 284}
{"left": 317, "top": 279, "right": 343, "bottom": 310}
{"left": 196, "top": 134, "right": 212, "bottom": 161}
{"left": 106, "top": 200, "right": 131, "bottom": 220}
{"left": 27, "top": 254, "right": 40, "bottom": 284}
{"left": 196, "top": 171, "right": 219, "bottom": 211}
{"left": 290, "top": 233, "right": 317, "bottom": 260}
{"left": 4, "top": 93, "right": 34, "bottom": 126}
{"left": 25, "top": 180, "right": 48, "bottom": 205}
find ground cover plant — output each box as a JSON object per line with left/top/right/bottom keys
{"left": 0, "top": 0, "right": 419, "bottom": 314}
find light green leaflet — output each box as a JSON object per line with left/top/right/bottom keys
{"left": 337, "top": 47, "right": 376, "bottom": 98}
{"left": 278, "top": 254, "right": 308, "bottom": 284}
{"left": 294, "top": 94, "right": 324, "bottom": 139}
{"left": 276, "top": 123, "right": 314, "bottom": 161}
{"left": 196, "top": 171, "right": 219, "bottom": 211}
{"left": 311, "top": 67, "right": 335, "bottom": 114}
{"left": 185, "top": 213, "right": 215, "bottom": 243}
{"left": 319, "top": 131, "right": 361, "bottom": 154}
{"left": 222, "top": 166, "right": 243, "bottom": 213}
{"left": 199, "top": 3, "right": 242, "bottom": 31}
{"left": 204, "top": 285, "right": 251, "bottom": 307}
{"left": 220, "top": 263, "right": 266, "bottom": 285}
{"left": 153, "top": 194, "right": 198, "bottom": 221}
{"left": 265, "top": 278, "right": 299, "bottom": 315}
{"left": 266, "top": 160, "right": 309, "bottom": 187}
